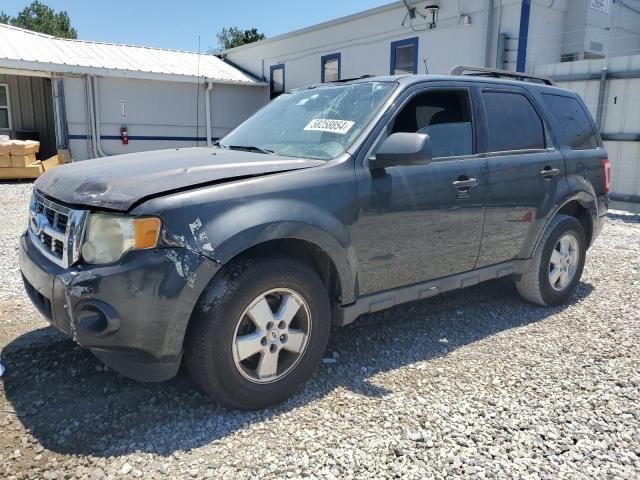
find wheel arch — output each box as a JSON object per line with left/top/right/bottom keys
{"left": 556, "top": 200, "right": 594, "bottom": 248}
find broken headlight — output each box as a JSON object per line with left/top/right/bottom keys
{"left": 81, "top": 214, "right": 161, "bottom": 265}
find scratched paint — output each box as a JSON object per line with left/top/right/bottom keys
{"left": 188, "top": 217, "right": 215, "bottom": 254}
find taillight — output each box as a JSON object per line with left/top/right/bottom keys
{"left": 601, "top": 158, "right": 611, "bottom": 194}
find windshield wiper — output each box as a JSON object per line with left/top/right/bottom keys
{"left": 228, "top": 145, "right": 275, "bottom": 155}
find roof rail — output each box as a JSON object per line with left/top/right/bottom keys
{"left": 450, "top": 65, "right": 555, "bottom": 86}
{"left": 330, "top": 74, "right": 376, "bottom": 83}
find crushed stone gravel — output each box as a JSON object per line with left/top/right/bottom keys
{"left": 0, "top": 182, "right": 639, "bottom": 479}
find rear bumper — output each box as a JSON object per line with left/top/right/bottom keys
{"left": 19, "top": 232, "right": 220, "bottom": 381}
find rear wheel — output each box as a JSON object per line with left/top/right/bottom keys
{"left": 516, "top": 214, "right": 586, "bottom": 306}
{"left": 185, "top": 257, "right": 331, "bottom": 410}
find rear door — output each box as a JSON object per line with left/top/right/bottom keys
{"left": 539, "top": 93, "right": 607, "bottom": 197}
{"left": 475, "top": 86, "right": 565, "bottom": 268}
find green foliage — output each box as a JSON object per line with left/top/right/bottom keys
{"left": 0, "top": 1, "right": 77, "bottom": 39}
{"left": 216, "top": 27, "right": 266, "bottom": 51}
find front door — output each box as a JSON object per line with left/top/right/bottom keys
{"left": 351, "top": 86, "right": 488, "bottom": 295}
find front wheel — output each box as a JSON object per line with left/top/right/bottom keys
{"left": 516, "top": 214, "right": 586, "bottom": 306}
{"left": 185, "top": 257, "right": 331, "bottom": 410}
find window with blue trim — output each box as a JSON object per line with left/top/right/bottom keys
{"left": 321, "top": 53, "right": 341, "bottom": 83}
{"left": 390, "top": 37, "right": 418, "bottom": 75}
{"left": 270, "top": 64, "right": 285, "bottom": 99}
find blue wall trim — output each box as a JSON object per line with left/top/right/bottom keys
{"left": 68, "top": 134, "right": 219, "bottom": 142}
{"left": 269, "top": 63, "right": 285, "bottom": 99}
{"left": 390, "top": 37, "right": 419, "bottom": 75}
{"left": 516, "top": 0, "right": 531, "bottom": 73}
{"left": 320, "top": 53, "right": 341, "bottom": 83}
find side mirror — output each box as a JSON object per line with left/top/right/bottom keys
{"left": 369, "top": 132, "right": 433, "bottom": 169}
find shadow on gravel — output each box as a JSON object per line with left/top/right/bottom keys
{"left": 1, "top": 278, "right": 593, "bottom": 457}
{"left": 608, "top": 212, "right": 640, "bottom": 224}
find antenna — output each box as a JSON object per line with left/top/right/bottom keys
{"left": 195, "top": 35, "right": 201, "bottom": 147}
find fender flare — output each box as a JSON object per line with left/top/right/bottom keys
{"left": 529, "top": 187, "right": 597, "bottom": 259}
{"left": 210, "top": 221, "right": 357, "bottom": 305}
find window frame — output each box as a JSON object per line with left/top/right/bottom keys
{"left": 541, "top": 93, "right": 601, "bottom": 151}
{"left": 390, "top": 37, "right": 419, "bottom": 75}
{"left": 367, "top": 85, "right": 478, "bottom": 163}
{"left": 0, "top": 84, "right": 11, "bottom": 131}
{"left": 321, "top": 53, "right": 341, "bottom": 83}
{"left": 479, "top": 87, "right": 552, "bottom": 156}
{"left": 269, "top": 64, "right": 285, "bottom": 100}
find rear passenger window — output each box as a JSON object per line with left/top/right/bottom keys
{"left": 483, "top": 91, "right": 545, "bottom": 152}
{"left": 542, "top": 94, "right": 599, "bottom": 150}
{"left": 391, "top": 90, "right": 473, "bottom": 158}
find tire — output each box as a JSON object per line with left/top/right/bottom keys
{"left": 516, "top": 214, "right": 586, "bottom": 306}
{"left": 185, "top": 256, "right": 331, "bottom": 410}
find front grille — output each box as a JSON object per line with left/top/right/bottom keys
{"left": 28, "top": 190, "right": 88, "bottom": 268}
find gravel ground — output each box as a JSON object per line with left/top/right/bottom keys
{"left": 1, "top": 182, "right": 639, "bottom": 479}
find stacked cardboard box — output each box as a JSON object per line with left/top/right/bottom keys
{"left": 0, "top": 140, "right": 63, "bottom": 179}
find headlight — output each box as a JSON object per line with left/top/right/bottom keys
{"left": 81, "top": 214, "right": 161, "bottom": 265}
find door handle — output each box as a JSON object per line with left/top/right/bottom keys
{"left": 452, "top": 178, "right": 478, "bottom": 190}
{"left": 540, "top": 167, "right": 561, "bottom": 178}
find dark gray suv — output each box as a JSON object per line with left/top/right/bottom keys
{"left": 19, "top": 67, "right": 610, "bottom": 409}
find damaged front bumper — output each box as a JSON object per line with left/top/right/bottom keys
{"left": 19, "top": 232, "right": 220, "bottom": 381}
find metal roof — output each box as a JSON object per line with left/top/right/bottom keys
{"left": 0, "top": 24, "right": 264, "bottom": 85}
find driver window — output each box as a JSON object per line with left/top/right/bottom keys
{"left": 390, "top": 90, "right": 473, "bottom": 158}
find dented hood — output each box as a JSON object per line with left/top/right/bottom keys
{"left": 35, "top": 147, "right": 325, "bottom": 211}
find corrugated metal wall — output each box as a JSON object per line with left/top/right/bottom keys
{"left": 0, "top": 73, "right": 56, "bottom": 158}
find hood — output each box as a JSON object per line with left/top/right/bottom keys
{"left": 35, "top": 147, "right": 325, "bottom": 211}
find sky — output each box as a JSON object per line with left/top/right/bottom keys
{"left": 1, "top": 0, "right": 393, "bottom": 51}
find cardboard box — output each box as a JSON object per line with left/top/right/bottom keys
{"left": 42, "top": 154, "right": 65, "bottom": 172}
{"left": 0, "top": 162, "right": 44, "bottom": 179}
{"left": 10, "top": 153, "right": 37, "bottom": 168}
{"left": 0, "top": 155, "right": 11, "bottom": 168}
{"left": 0, "top": 143, "right": 11, "bottom": 156}
{"left": 9, "top": 140, "right": 40, "bottom": 156}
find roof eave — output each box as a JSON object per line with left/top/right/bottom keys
{"left": 0, "top": 58, "right": 266, "bottom": 86}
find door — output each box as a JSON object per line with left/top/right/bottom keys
{"left": 474, "top": 87, "right": 565, "bottom": 268}
{"left": 351, "top": 86, "right": 488, "bottom": 295}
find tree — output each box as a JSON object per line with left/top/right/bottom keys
{"left": 0, "top": 1, "right": 77, "bottom": 39}
{"left": 216, "top": 27, "right": 265, "bottom": 51}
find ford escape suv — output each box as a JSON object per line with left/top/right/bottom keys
{"left": 20, "top": 67, "right": 610, "bottom": 409}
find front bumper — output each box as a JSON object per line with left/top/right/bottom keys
{"left": 19, "top": 232, "right": 220, "bottom": 381}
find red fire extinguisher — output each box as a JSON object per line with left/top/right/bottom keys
{"left": 120, "top": 126, "right": 129, "bottom": 145}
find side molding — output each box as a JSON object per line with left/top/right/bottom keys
{"left": 334, "top": 260, "right": 526, "bottom": 327}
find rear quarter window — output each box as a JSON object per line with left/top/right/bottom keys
{"left": 542, "top": 94, "right": 599, "bottom": 150}
{"left": 482, "top": 91, "right": 546, "bottom": 152}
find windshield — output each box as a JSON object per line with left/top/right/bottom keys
{"left": 220, "top": 81, "right": 396, "bottom": 160}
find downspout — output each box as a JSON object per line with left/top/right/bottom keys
{"left": 595, "top": 67, "right": 608, "bottom": 131}
{"left": 205, "top": 81, "right": 213, "bottom": 147}
{"left": 91, "top": 76, "right": 107, "bottom": 157}
{"left": 87, "top": 77, "right": 101, "bottom": 158}
{"left": 516, "top": 0, "right": 532, "bottom": 72}
{"left": 483, "top": 0, "right": 494, "bottom": 68}
{"left": 83, "top": 75, "right": 97, "bottom": 159}
{"left": 495, "top": 0, "right": 504, "bottom": 68}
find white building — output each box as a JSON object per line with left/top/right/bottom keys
{"left": 0, "top": 24, "right": 268, "bottom": 161}
{"left": 223, "top": 0, "right": 640, "bottom": 94}
{"left": 222, "top": 0, "right": 640, "bottom": 201}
